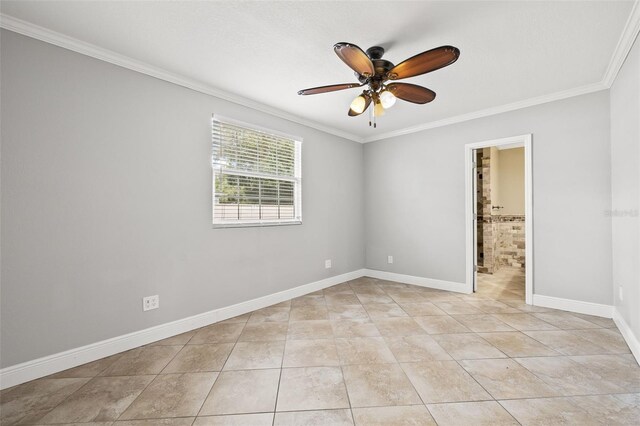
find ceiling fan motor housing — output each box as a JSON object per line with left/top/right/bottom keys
{"left": 365, "top": 46, "right": 385, "bottom": 59}
{"left": 357, "top": 46, "right": 394, "bottom": 83}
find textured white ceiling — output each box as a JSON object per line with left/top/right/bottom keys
{"left": 1, "top": 1, "right": 635, "bottom": 140}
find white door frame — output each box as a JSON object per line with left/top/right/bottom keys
{"left": 464, "top": 134, "right": 533, "bottom": 305}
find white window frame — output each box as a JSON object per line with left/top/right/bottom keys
{"left": 211, "top": 114, "right": 302, "bottom": 228}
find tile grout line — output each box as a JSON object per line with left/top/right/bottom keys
{"left": 348, "top": 278, "right": 428, "bottom": 424}
{"left": 193, "top": 316, "right": 249, "bottom": 420}
{"left": 28, "top": 352, "right": 130, "bottom": 424}
{"left": 9, "top": 376, "right": 93, "bottom": 425}
{"left": 112, "top": 345, "right": 185, "bottom": 422}
{"left": 370, "top": 280, "right": 464, "bottom": 425}
{"left": 7, "top": 273, "right": 637, "bottom": 425}
{"left": 338, "top": 364, "right": 356, "bottom": 425}
{"left": 271, "top": 317, "right": 291, "bottom": 425}
{"left": 35, "top": 344, "right": 190, "bottom": 424}
{"left": 325, "top": 281, "right": 356, "bottom": 424}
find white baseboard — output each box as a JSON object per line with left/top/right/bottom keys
{"left": 613, "top": 308, "right": 640, "bottom": 364}
{"left": 0, "top": 269, "right": 366, "bottom": 390}
{"left": 213, "top": 269, "right": 365, "bottom": 322}
{"left": 2, "top": 269, "right": 629, "bottom": 390}
{"left": 363, "top": 269, "right": 469, "bottom": 294}
{"left": 532, "top": 294, "right": 613, "bottom": 318}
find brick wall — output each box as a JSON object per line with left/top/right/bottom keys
{"left": 493, "top": 216, "right": 525, "bottom": 269}
{"left": 476, "top": 149, "right": 525, "bottom": 273}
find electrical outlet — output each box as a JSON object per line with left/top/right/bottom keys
{"left": 388, "top": 255, "right": 394, "bottom": 264}
{"left": 143, "top": 295, "right": 159, "bottom": 311}
{"left": 325, "top": 259, "right": 332, "bottom": 269}
{"left": 619, "top": 285, "right": 624, "bottom": 301}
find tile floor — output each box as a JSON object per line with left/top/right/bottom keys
{"left": 476, "top": 267, "right": 526, "bottom": 301}
{"left": 2, "top": 274, "right": 639, "bottom": 425}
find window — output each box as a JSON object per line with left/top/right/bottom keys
{"left": 212, "top": 115, "right": 302, "bottom": 227}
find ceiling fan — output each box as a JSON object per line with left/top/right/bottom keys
{"left": 298, "top": 43, "right": 460, "bottom": 127}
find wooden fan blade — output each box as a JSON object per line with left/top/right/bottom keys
{"left": 348, "top": 94, "right": 372, "bottom": 116}
{"left": 388, "top": 46, "right": 460, "bottom": 80}
{"left": 387, "top": 83, "right": 436, "bottom": 104}
{"left": 334, "top": 42, "right": 375, "bottom": 77}
{"left": 298, "top": 83, "right": 362, "bottom": 95}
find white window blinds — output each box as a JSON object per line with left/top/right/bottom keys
{"left": 212, "top": 115, "right": 302, "bottom": 227}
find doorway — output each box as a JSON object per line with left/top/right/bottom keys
{"left": 465, "top": 135, "right": 533, "bottom": 304}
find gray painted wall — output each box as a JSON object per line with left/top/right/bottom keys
{"left": 364, "top": 90, "right": 613, "bottom": 305}
{"left": 0, "top": 31, "right": 365, "bottom": 367}
{"left": 0, "top": 28, "right": 623, "bottom": 369}
{"left": 610, "top": 34, "right": 640, "bottom": 340}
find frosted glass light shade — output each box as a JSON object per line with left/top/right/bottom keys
{"left": 350, "top": 95, "right": 367, "bottom": 114}
{"left": 379, "top": 90, "right": 397, "bottom": 108}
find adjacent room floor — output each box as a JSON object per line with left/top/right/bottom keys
{"left": 2, "top": 277, "right": 639, "bottom": 425}
{"left": 476, "top": 267, "right": 525, "bottom": 300}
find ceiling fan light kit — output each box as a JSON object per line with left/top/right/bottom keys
{"left": 298, "top": 42, "right": 460, "bottom": 128}
{"left": 350, "top": 94, "right": 368, "bottom": 115}
{"left": 379, "top": 90, "right": 397, "bottom": 109}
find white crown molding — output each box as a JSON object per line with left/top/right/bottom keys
{"left": 364, "top": 0, "right": 640, "bottom": 143}
{"left": 1, "top": 0, "right": 639, "bottom": 144}
{"left": 0, "top": 14, "right": 364, "bottom": 144}
{"left": 363, "top": 82, "right": 607, "bottom": 143}
{"left": 603, "top": 0, "right": 640, "bottom": 87}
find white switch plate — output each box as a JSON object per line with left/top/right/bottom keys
{"left": 388, "top": 255, "right": 394, "bottom": 264}
{"left": 619, "top": 285, "right": 624, "bottom": 301}
{"left": 143, "top": 295, "right": 159, "bottom": 311}
{"left": 325, "top": 259, "right": 332, "bottom": 269}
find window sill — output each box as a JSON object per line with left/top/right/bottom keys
{"left": 212, "top": 220, "right": 302, "bottom": 229}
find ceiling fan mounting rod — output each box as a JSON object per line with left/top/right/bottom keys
{"left": 365, "top": 46, "right": 385, "bottom": 60}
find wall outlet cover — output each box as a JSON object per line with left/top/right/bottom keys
{"left": 325, "top": 259, "right": 332, "bottom": 269}
{"left": 143, "top": 295, "right": 159, "bottom": 311}
{"left": 388, "top": 255, "right": 394, "bottom": 264}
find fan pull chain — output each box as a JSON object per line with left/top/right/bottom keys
{"left": 369, "top": 104, "right": 372, "bottom": 127}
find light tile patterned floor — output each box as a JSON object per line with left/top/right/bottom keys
{"left": 2, "top": 274, "right": 639, "bottom": 425}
